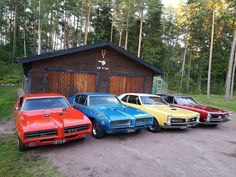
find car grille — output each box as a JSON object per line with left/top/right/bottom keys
{"left": 110, "top": 120, "right": 131, "bottom": 127}
{"left": 171, "top": 118, "right": 185, "bottom": 123}
{"left": 187, "top": 117, "right": 197, "bottom": 122}
{"left": 25, "top": 130, "right": 57, "bottom": 139}
{"left": 210, "top": 114, "right": 228, "bottom": 119}
{"left": 136, "top": 118, "right": 152, "bottom": 125}
{"left": 64, "top": 124, "right": 89, "bottom": 134}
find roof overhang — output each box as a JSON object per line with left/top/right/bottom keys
{"left": 17, "top": 42, "right": 163, "bottom": 75}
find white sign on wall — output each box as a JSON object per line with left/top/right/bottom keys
{"left": 97, "top": 49, "right": 109, "bottom": 70}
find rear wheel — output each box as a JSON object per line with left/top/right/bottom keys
{"left": 148, "top": 118, "right": 162, "bottom": 133}
{"left": 92, "top": 120, "right": 105, "bottom": 139}
{"left": 18, "top": 137, "right": 27, "bottom": 152}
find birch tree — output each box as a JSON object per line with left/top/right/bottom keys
{"left": 84, "top": 0, "right": 93, "bottom": 45}
{"left": 225, "top": 29, "right": 236, "bottom": 100}
{"left": 135, "top": 0, "right": 146, "bottom": 57}
{"left": 12, "top": 0, "right": 19, "bottom": 61}
{"left": 207, "top": 9, "right": 215, "bottom": 98}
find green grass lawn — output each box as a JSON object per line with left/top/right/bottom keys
{"left": 190, "top": 94, "right": 236, "bottom": 112}
{"left": 0, "top": 86, "right": 64, "bottom": 177}
{"left": 0, "top": 85, "right": 20, "bottom": 122}
{"left": 0, "top": 135, "right": 64, "bottom": 177}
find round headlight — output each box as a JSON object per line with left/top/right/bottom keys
{"left": 197, "top": 114, "right": 200, "bottom": 122}
{"left": 207, "top": 113, "right": 211, "bottom": 121}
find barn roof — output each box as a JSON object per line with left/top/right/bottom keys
{"left": 16, "top": 41, "right": 162, "bottom": 75}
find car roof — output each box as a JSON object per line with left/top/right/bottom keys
{"left": 121, "top": 93, "right": 161, "bottom": 97}
{"left": 23, "top": 93, "right": 64, "bottom": 99}
{"left": 74, "top": 92, "right": 116, "bottom": 97}
{"left": 158, "top": 93, "right": 193, "bottom": 98}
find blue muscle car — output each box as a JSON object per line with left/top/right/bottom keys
{"left": 68, "top": 93, "right": 154, "bottom": 139}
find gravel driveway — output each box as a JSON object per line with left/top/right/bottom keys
{"left": 24, "top": 113, "right": 236, "bottom": 177}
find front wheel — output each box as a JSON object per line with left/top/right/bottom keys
{"left": 148, "top": 118, "right": 162, "bottom": 133}
{"left": 18, "top": 137, "right": 28, "bottom": 152}
{"left": 209, "top": 124, "right": 218, "bottom": 127}
{"left": 92, "top": 120, "right": 105, "bottom": 139}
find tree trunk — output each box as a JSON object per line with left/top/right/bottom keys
{"left": 180, "top": 39, "right": 187, "bottom": 92}
{"left": 187, "top": 49, "right": 193, "bottom": 92}
{"left": 230, "top": 50, "right": 236, "bottom": 98}
{"left": 137, "top": 10, "right": 143, "bottom": 58}
{"left": 119, "top": 30, "right": 122, "bottom": 47}
{"left": 63, "top": 9, "right": 68, "bottom": 49}
{"left": 198, "top": 71, "right": 202, "bottom": 93}
{"left": 207, "top": 10, "right": 215, "bottom": 98}
{"left": 84, "top": 0, "right": 92, "bottom": 45}
{"left": 181, "top": 45, "right": 187, "bottom": 77}
{"left": 23, "top": 5, "right": 27, "bottom": 58}
{"left": 49, "top": 7, "right": 53, "bottom": 50}
{"left": 110, "top": 16, "right": 113, "bottom": 42}
{"left": 225, "top": 30, "right": 236, "bottom": 100}
{"left": 125, "top": 0, "right": 130, "bottom": 50}
{"left": 12, "top": 1, "right": 18, "bottom": 62}
{"left": 38, "top": 0, "right": 41, "bottom": 55}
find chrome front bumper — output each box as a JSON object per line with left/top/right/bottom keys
{"left": 201, "top": 117, "right": 231, "bottom": 125}
{"left": 163, "top": 119, "right": 199, "bottom": 129}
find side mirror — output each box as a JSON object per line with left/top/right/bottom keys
{"left": 14, "top": 107, "right": 19, "bottom": 111}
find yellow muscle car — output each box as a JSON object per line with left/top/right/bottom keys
{"left": 119, "top": 93, "right": 200, "bottom": 132}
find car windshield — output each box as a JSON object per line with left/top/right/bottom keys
{"left": 176, "top": 97, "right": 198, "bottom": 105}
{"left": 140, "top": 96, "right": 166, "bottom": 105}
{"left": 89, "top": 96, "right": 121, "bottom": 106}
{"left": 22, "top": 97, "right": 70, "bottom": 111}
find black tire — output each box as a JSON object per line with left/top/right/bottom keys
{"left": 92, "top": 120, "right": 105, "bottom": 139}
{"left": 148, "top": 118, "right": 162, "bottom": 133}
{"left": 18, "top": 137, "right": 28, "bottom": 152}
{"left": 209, "top": 124, "right": 218, "bottom": 127}
{"left": 190, "top": 124, "right": 198, "bottom": 128}
{"left": 135, "top": 130, "right": 141, "bottom": 134}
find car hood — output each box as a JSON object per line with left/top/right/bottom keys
{"left": 91, "top": 104, "right": 151, "bottom": 120}
{"left": 182, "top": 104, "right": 228, "bottom": 114}
{"left": 21, "top": 107, "right": 90, "bottom": 132}
{"left": 143, "top": 105, "right": 198, "bottom": 118}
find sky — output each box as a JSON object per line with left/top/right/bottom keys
{"left": 162, "top": 0, "right": 180, "bottom": 7}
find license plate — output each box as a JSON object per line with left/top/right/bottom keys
{"left": 55, "top": 139, "right": 65, "bottom": 144}
{"left": 127, "top": 129, "right": 135, "bottom": 133}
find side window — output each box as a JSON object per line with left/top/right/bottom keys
{"left": 164, "top": 96, "right": 174, "bottom": 104}
{"left": 121, "top": 95, "right": 128, "bottom": 102}
{"left": 18, "top": 97, "right": 24, "bottom": 109}
{"left": 173, "top": 98, "right": 177, "bottom": 104}
{"left": 128, "top": 95, "right": 141, "bottom": 105}
{"left": 75, "top": 95, "right": 87, "bottom": 106}
{"left": 75, "top": 95, "right": 80, "bottom": 104}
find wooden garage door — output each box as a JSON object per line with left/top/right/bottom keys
{"left": 47, "top": 71, "right": 96, "bottom": 97}
{"left": 109, "top": 75, "right": 144, "bottom": 95}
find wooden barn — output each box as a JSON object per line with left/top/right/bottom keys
{"left": 17, "top": 42, "right": 162, "bottom": 97}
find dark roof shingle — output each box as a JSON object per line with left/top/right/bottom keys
{"left": 17, "top": 41, "right": 162, "bottom": 75}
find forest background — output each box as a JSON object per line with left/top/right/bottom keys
{"left": 0, "top": 0, "right": 235, "bottom": 98}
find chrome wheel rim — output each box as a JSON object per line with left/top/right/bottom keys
{"left": 93, "top": 123, "right": 97, "bottom": 135}
{"left": 149, "top": 125, "right": 154, "bottom": 131}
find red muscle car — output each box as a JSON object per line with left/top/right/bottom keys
{"left": 159, "top": 94, "right": 231, "bottom": 126}
{"left": 15, "top": 93, "right": 92, "bottom": 151}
